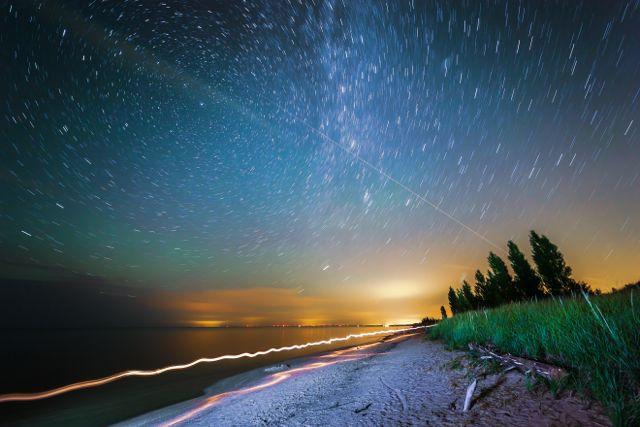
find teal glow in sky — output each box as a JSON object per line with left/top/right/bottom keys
{"left": 2, "top": 0, "right": 639, "bottom": 323}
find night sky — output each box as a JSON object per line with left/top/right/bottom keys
{"left": 2, "top": 1, "right": 639, "bottom": 325}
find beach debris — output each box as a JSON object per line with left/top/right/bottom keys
{"left": 380, "top": 377, "right": 407, "bottom": 411}
{"left": 321, "top": 400, "right": 355, "bottom": 411}
{"left": 264, "top": 364, "right": 290, "bottom": 373}
{"left": 354, "top": 402, "right": 372, "bottom": 413}
{"left": 463, "top": 379, "right": 477, "bottom": 412}
{"left": 468, "top": 343, "right": 567, "bottom": 382}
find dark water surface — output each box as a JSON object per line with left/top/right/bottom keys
{"left": 0, "top": 326, "right": 399, "bottom": 426}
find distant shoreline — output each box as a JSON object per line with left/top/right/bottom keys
{"left": 0, "top": 324, "right": 410, "bottom": 331}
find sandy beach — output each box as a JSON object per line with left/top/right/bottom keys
{"left": 120, "top": 333, "right": 610, "bottom": 426}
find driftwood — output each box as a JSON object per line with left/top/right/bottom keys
{"left": 468, "top": 343, "right": 567, "bottom": 382}
{"left": 463, "top": 379, "right": 477, "bottom": 412}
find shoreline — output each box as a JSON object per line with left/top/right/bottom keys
{"left": 2, "top": 326, "right": 403, "bottom": 426}
{"left": 118, "top": 332, "right": 413, "bottom": 426}
{"left": 120, "top": 333, "right": 611, "bottom": 426}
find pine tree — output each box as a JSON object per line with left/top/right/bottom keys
{"left": 440, "top": 305, "right": 448, "bottom": 320}
{"left": 473, "top": 270, "right": 487, "bottom": 307}
{"left": 456, "top": 288, "right": 470, "bottom": 312}
{"left": 486, "top": 252, "right": 515, "bottom": 305}
{"left": 508, "top": 240, "right": 544, "bottom": 299}
{"left": 461, "top": 280, "right": 477, "bottom": 310}
{"left": 448, "top": 286, "right": 459, "bottom": 315}
{"left": 529, "top": 231, "right": 580, "bottom": 295}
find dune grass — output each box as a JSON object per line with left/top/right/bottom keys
{"left": 430, "top": 291, "right": 640, "bottom": 426}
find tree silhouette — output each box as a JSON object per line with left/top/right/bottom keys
{"left": 456, "top": 288, "right": 470, "bottom": 312}
{"left": 529, "top": 231, "right": 580, "bottom": 295}
{"left": 443, "top": 230, "right": 594, "bottom": 314}
{"left": 461, "top": 280, "right": 477, "bottom": 310}
{"left": 440, "top": 305, "right": 448, "bottom": 320}
{"left": 487, "top": 252, "right": 515, "bottom": 305}
{"left": 508, "top": 240, "right": 544, "bottom": 299}
{"left": 473, "top": 270, "right": 488, "bottom": 307}
{"left": 448, "top": 286, "right": 459, "bottom": 315}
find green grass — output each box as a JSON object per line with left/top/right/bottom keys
{"left": 431, "top": 291, "right": 640, "bottom": 426}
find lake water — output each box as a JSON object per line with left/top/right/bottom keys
{"left": 0, "top": 326, "right": 401, "bottom": 426}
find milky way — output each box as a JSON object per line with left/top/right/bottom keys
{"left": 2, "top": 1, "right": 639, "bottom": 319}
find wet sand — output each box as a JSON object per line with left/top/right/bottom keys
{"left": 121, "top": 334, "right": 610, "bottom": 426}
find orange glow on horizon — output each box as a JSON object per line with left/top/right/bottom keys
{"left": 189, "top": 320, "right": 227, "bottom": 328}
{"left": 155, "top": 285, "right": 437, "bottom": 327}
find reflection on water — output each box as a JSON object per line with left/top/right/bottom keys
{"left": 0, "top": 326, "right": 399, "bottom": 426}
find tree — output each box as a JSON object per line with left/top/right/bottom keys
{"left": 420, "top": 316, "right": 437, "bottom": 326}
{"left": 461, "top": 280, "right": 477, "bottom": 310}
{"left": 508, "top": 240, "right": 544, "bottom": 299}
{"left": 486, "top": 252, "right": 515, "bottom": 305}
{"left": 576, "top": 280, "right": 597, "bottom": 295}
{"left": 440, "top": 305, "right": 448, "bottom": 320}
{"left": 473, "top": 270, "right": 487, "bottom": 307}
{"left": 456, "top": 288, "right": 470, "bottom": 312}
{"left": 448, "top": 287, "right": 459, "bottom": 315}
{"left": 529, "top": 231, "right": 580, "bottom": 295}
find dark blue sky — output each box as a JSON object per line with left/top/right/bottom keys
{"left": 1, "top": 0, "right": 639, "bottom": 323}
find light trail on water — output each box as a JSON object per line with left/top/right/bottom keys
{"left": 0, "top": 326, "right": 427, "bottom": 404}
{"left": 162, "top": 333, "right": 419, "bottom": 426}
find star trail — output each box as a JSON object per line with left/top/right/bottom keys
{"left": 1, "top": 0, "right": 639, "bottom": 323}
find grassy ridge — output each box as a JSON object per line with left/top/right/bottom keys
{"left": 431, "top": 291, "right": 640, "bottom": 425}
